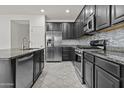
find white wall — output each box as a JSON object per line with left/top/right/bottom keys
{"left": 0, "top": 15, "right": 45, "bottom": 49}
{"left": 11, "top": 20, "right": 29, "bottom": 49}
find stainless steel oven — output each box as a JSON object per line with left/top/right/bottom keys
{"left": 74, "top": 40, "right": 107, "bottom": 84}
{"left": 74, "top": 48, "right": 83, "bottom": 83}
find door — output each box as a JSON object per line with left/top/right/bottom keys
{"left": 95, "top": 66, "right": 120, "bottom": 88}
{"left": 46, "top": 32, "right": 54, "bottom": 61}
{"left": 53, "top": 31, "right": 62, "bottom": 61}
{"left": 112, "top": 5, "right": 124, "bottom": 24}
{"left": 53, "top": 31, "right": 62, "bottom": 46}
{"left": 84, "top": 59, "right": 94, "bottom": 88}
{"left": 96, "top": 5, "right": 110, "bottom": 30}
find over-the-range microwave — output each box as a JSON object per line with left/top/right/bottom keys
{"left": 84, "top": 14, "right": 95, "bottom": 33}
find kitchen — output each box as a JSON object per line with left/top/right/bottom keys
{"left": 0, "top": 1, "right": 124, "bottom": 90}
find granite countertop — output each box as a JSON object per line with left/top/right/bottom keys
{"left": 85, "top": 50, "right": 124, "bottom": 65}
{"left": 0, "top": 48, "right": 44, "bottom": 59}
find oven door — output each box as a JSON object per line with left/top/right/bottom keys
{"left": 74, "top": 53, "right": 82, "bottom": 78}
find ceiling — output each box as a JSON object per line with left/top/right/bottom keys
{"left": 0, "top": 5, "right": 83, "bottom": 21}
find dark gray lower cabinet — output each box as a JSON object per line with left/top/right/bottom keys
{"left": 0, "top": 49, "right": 44, "bottom": 88}
{"left": 112, "top": 5, "right": 124, "bottom": 25}
{"left": 84, "top": 59, "right": 94, "bottom": 88}
{"left": 62, "top": 47, "right": 74, "bottom": 61}
{"left": 33, "top": 51, "right": 40, "bottom": 81}
{"left": 95, "top": 66, "right": 120, "bottom": 88}
{"left": 0, "top": 59, "right": 14, "bottom": 88}
{"left": 33, "top": 50, "right": 44, "bottom": 81}
{"left": 40, "top": 49, "right": 44, "bottom": 71}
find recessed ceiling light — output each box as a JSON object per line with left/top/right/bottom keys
{"left": 40, "top": 9, "right": 45, "bottom": 13}
{"left": 65, "top": 9, "right": 70, "bottom": 13}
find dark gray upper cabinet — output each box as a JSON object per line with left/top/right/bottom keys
{"left": 62, "top": 23, "right": 74, "bottom": 39}
{"left": 77, "top": 15, "right": 83, "bottom": 37}
{"left": 74, "top": 13, "right": 83, "bottom": 39}
{"left": 112, "top": 5, "right": 124, "bottom": 25}
{"left": 95, "top": 66, "right": 120, "bottom": 88}
{"left": 96, "top": 5, "right": 111, "bottom": 30}
{"left": 46, "top": 22, "right": 74, "bottom": 39}
{"left": 46, "top": 23, "right": 62, "bottom": 31}
{"left": 80, "top": 9, "right": 85, "bottom": 34}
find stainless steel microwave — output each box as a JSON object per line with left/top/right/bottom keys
{"left": 84, "top": 14, "right": 95, "bottom": 33}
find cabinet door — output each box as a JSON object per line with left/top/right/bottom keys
{"left": 96, "top": 5, "right": 110, "bottom": 30}
{"left": 95, "top": 66, "right": 120, "bottom": 88}
{"left": 80, "top": 9, "right": 85, "bottom": 35}
{"left": 41, "top": 49, "right": 44, "bottom": 71}
{"left": 68, "top": 23, "right": 74, "bottom": 39}
{"left": 46, "top": 23, "right": 62, "bottom": 31}
{"left": 112, "top": 5, "right": 124, "bottom": 24}
{"left": 62, "top": 23, "right": 74, "bottom": 39}
{"left": 62, "top": 47, "right": 73, "bottom": 61}
{"left": 33, "top": 51, "right": 41, "bottom": 80}
{"left": 46, "top": 23, "right": 53, "bottom": 31}
{"left": 74, "top": 16, "right": 82, "bottom": 38}
{"left": 77, "top": 18, "right": 80, "bottom": 38}
{"left": 52, "top": 23, "right": 62, "bottom": 31}
{"left": 62, "top": 23, "right": 67, "bottom": 39}
{"left": 74, "top": 22, "right": 79, "bottom": 38}
{"left": 84, "top": 59, "right": 94, "bottom": 88}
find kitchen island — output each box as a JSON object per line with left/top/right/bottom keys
{"left": 0, "top": 48, "right": 44, "bottom": 88}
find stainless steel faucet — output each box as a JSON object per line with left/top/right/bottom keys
{"left": 22, "top": 37, "right": 30, "bottom": 50}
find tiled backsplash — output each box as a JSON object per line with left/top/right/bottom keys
{"left": 62, "top": 27, "right": 124, "bottom": 51}
{"left": 79, "top": 27, "right": 124, "bottom": 50}
{"left": 80, "top": 28, "right": 124, "bottom": 51}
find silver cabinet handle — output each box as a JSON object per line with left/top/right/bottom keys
{"left": 17, "top": 54, "right": 33, "bottom": 62}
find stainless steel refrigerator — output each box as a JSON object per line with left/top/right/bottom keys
{"left": 46, "top": 31, "right": 62, "bottom": 62}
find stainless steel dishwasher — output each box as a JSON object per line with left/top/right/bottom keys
{"left": 16, "top": 54, "right": 33, "bottom": 88}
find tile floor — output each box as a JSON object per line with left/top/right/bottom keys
{"left": 33, "top": 61, "right": 87, "bottom": 88}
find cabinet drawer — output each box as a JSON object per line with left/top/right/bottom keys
{"left": 84, "top": 53, "right": 94, "bottom": 63}
{"left": 95, "top": 57, "right": 120, "bottom": 77}
{"left": 62, "top": 56, "right": 70, "bottom": 61}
